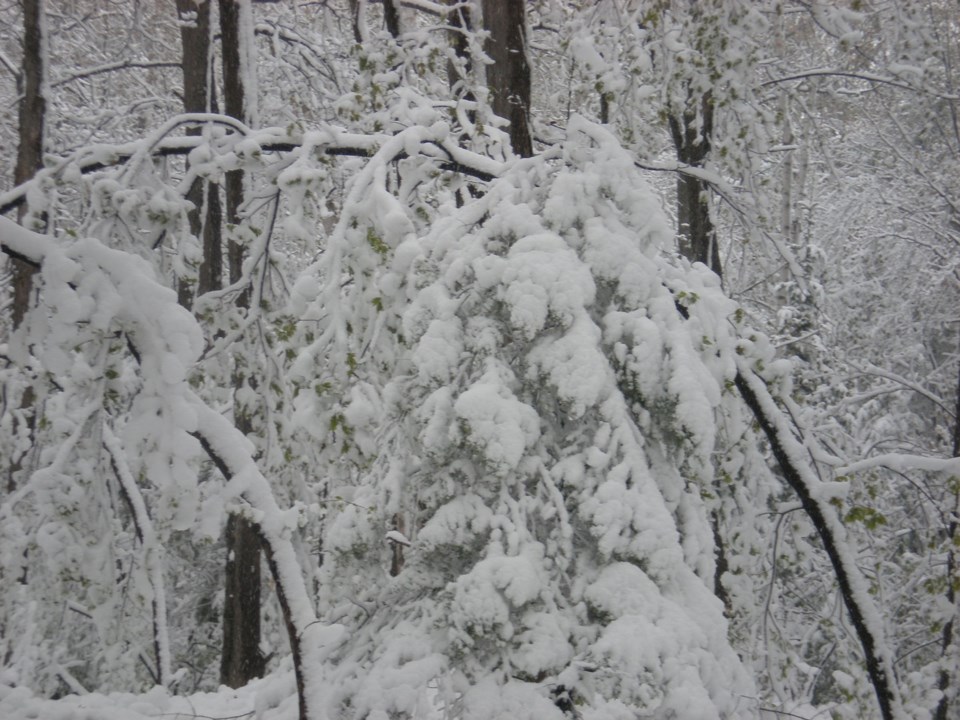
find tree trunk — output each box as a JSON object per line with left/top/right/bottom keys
{"left": 668, "top": 90, "right": 730, "bottom": 613}
{"left": 218, "top": 0, "right": 263, "bottom": 689}
{"left": 221, "top": 512, "right": 264, "bottom": 686}
{"left": 669, "top": 92, "right": 720, "bottom": 276}
{"left": 383, "top": 0, "right": 400, "bottom": 38}
{"left": 350, "top": 0, "right": 364, "bottom": 44}
{"left": 482, "top": 0, "right": 532, "bottom": 158}
{"left": 176, "top": 0, "right": 222, "bottom": 307}
{"left": 7, "top": 0, "right": 45, "bottom": 497}
{"left": 12, "top": 0, "right": 45, "bottom": 329}
{"left": 219, "top": 0, "right": 252, "bottom": 297}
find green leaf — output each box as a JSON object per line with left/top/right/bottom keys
{"left": 843, "top": 505, "right": 887, "bottom": 530}
{"left": 366, "top": 228, "right": 390, "bottom": 259}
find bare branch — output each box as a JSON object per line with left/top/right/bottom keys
{"left": 50, "top": 60, "right": 181, "bottom": 89}
{"left": 761, "top": 68, "right": 958, "bottom": 100}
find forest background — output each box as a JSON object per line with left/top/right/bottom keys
{"left": 0, "top": 1, "right": 958, "bottom": 720}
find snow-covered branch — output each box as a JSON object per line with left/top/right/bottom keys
{"left": 0, "top": 213, "right": 337, "bottom": 720}
{"left": 0, "top": 118, "right": 501, "bottom": 217}
{"left": 834, "top": 453, "right": 960, "bottom": 477}
{"left": 734, "top": 360, "right": 904, "bottom": 720}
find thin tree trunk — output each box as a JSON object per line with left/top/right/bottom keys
{"left": 669, "top": 92, "right": 720, "bottom": 276}
{"left": 7, "top": 0, "right": 45, "bottom": 497}
{"left": 482, "top": 0, "right": 532, "bottom": 158}
{"left": 218, "top": 0, "right": 264, "bottom": 689}
{"left": 12, "top": 0, "right": 45, "bottom": 321}
{"left": 104, "top": 425, "right": 172, "bottom": 687}
{"left": 383, "top": 0, "right": 400, "bottom": 37}
{"left": 176, "top": 0, "right": 222, "bottom": 306}
{"left": 350, "top": 0, "right": 365, "bottom": 44}
{"left": 669, "top": 90, "right": 731, "bottom": 611}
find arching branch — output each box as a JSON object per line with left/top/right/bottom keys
{"left": 0, "top": 118, "right": 501, "bottom": 217}
{"left": 734, "top": 362, "right": 901, "bottom": 720}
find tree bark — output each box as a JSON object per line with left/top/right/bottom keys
{"left": 669, "top": 90, "right": 731, "bottom": 614}
{"left": 350, "top": 0, "right": 364, "bottom": 44}
{"left": 7, "top": 0, "right": 45, "bottom": 497}
{"left": 383, "top": 0, "right": 400, "bottom": 38}
{"left": 221, "top": 512, "right": 265, "bottom": 685}
{"left": 12, "top": 0, "right": 45, "bottom": 329}
{"left": 482, "top": 0, "right": 532, "bottom": 158}
{"left": 218, "top": 0, "right": 263, "bottom": 689}
{"left": 669, "top": 92, "right": 721, "bottom": 276}
{"left": 176, "top": 0, "right": 222, "bottom": 306}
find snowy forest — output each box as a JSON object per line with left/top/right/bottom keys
{"left": 0, "top": 1, "right": 957, "bottom": 719}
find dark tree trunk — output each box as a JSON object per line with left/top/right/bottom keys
{"left": 383, "top": 0, "right": 400, "bottom": 37}
{"left": 176, "top": 0, "right": 222, "bottom": 307}
{"left": 482, "top": 0, "right": 532, "bottom": 158}
{"left": 221, "top": 512, "right": 265, "bottom": 686}
{"left": 12, "top": 0, "right": 45, "bottom": 329}
{"left": 217, "top": 0, "right": 263, "bottom": 689}
{"left": 350, "top": 0, "right": 363, "bottom": 43}
{"left": 7, "top": 0, "right": 45, "bottom": 497}
{"left": 668, "top": 90, "right": 730, "bottom": 617}
{"left": 669, "top": 92, "right": 721, "bottom": 276}
{"left": 219, "top": 0, "right": 249, "bottom": 296}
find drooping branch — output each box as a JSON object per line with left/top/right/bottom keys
{"left": 0, "top": 118, "right": 501, "bottom": 218}
{"left": 734, "top": 361, "right": 901, "bottom": 720}
{"left": 0, "top": 213, "right": 335, "bottom": 720}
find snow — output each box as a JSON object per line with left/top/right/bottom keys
{"left": 500, "top": 231, "right": 596, "bottom": 339}
{"left": 0, "top": 675, "right": 299, "bottom": 720}
{"left": 386, "top": 529, "right": 411, "bottom": 546}
{"left": 417, "top": 494, "right": 494, "bottom": 549}
{"left": 453, "top": 371, "right": 541, "bottom": 474}
{"left": 3, "top": 7, "right": 943, "bottom": 713}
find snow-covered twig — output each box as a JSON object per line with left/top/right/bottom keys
{"left": 834, "top": 452, "right": 960, "bottom": 477}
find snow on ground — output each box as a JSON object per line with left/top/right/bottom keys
{"left": 0, "top": 670, "right": 301, "bottom": 720}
